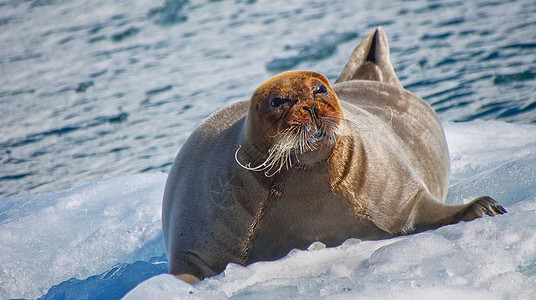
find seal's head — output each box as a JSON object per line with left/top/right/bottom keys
{"left": 238, "top": 71, "right": 343, "bottom": 176}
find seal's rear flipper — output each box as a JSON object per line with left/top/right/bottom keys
{"left": 335, "top": 27, "right": 402, "bottom": 88}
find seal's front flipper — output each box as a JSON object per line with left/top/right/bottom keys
{"left": 458, "top": 196, "right": 507, "bottom": 222}
{"left": 406, "top": 192, "right": 507, "bottom": 234}
{"left": 335, "top": 27, "right": 402, "bottom": 87}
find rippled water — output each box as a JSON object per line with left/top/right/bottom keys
{"left": 1, "top": 0, "right": 535, "bottom": 198}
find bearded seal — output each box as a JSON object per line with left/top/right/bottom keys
{"left": 162, "top": 27, "right": 506, "bottom": 284}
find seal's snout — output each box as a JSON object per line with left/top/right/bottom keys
{"left": 301, "top": 103, "right": 327, "bottom": 141}
{"left": 302, "top": 103, "right": 319, "bottom": 126}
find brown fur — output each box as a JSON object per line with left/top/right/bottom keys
{"left": 244, "top": 71, "right": 342, "bottom": 154}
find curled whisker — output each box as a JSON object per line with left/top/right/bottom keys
{"left": 235, "top": 129, "right": 298, "bottom": 177}
{"left": 236, "top": 114, "right": 347, "bottom": 177}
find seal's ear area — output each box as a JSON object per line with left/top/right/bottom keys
{"left": 251, "top": 71, "right": 333, "bottom": 105}
{"left": 304, "top": 71, "right": 331, "bottom": 87}
{"left": 251, "top": 71, "right": 299, "bottom": 104}
{"left": 335, "top": 27, "right": 402, "bottom": 88}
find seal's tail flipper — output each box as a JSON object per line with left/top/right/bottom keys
{"left": 335, "top": 27, "right": 402, "bottom": 88}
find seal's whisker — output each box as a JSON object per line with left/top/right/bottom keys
{"left": 236, "top": 128, "right": 296, "bottom": 176}
{"left": 237, "top": 117, "right": 342, "bottom": 176}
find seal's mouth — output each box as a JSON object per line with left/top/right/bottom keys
{"left": 291, "top": 107, "right": 339, "bottom": 151}
{"left": 293, "top": 124, "right": 331, "bottom": 153}
{"left": 313, "top": 130, "right": 326, "bottom": 140}
{"left": 304, "top": 123, "right": 326, "bottom": 139}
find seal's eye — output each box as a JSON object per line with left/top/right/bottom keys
{"left": 313, "top": 84, "right": 328, "bottom": 96}
{"left": 270, "top": 97, "right": 289, "bottom": 108}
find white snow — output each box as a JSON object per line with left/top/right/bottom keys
{"left": 126, "top": 205, "right": 536, "bottom": 299}
{"left": 1, "top": 120, "right": 536, "bottom": 299}
{"left": 0, "top": 173, "right": 167, "bottom": 299}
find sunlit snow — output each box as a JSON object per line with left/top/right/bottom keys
{"left": 1, "top": 121, "right": 535, "bottom": 299}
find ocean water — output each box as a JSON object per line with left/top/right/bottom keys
{"left": 1, "top": 0, "right": 535, "bottom": 199}
{"left": 0, "top": 0, "right": 535, "bottom": 299}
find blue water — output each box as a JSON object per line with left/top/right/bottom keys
{"left": 41, "top": 255, "right": 169, "bottom": 300}
{"left": 0, "top": 0, "right": 535, "bottom": 298}
{"left": 1, "top": 0, "right": 535, "bottom": 199}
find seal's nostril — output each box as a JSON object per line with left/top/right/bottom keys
{"left": 302, "top": 103, "right": 317, "bottom": 114}
{"left": 303, "top": 104, "right": 319, "bottom": 125}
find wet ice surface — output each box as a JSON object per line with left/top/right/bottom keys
{"left": 1, "top": 0, "right": 536, "bottom": 298}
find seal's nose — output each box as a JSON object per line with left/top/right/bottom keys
{"left": 302, "top": 103, "right": 318, "bottom": 119}
{"left": 302, "top": 103, "right": 319, "bottom": 127}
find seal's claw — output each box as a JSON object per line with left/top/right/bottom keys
{"left": 495, "top": 203, "right": 508, "bottom": 214}
{"left": 461, "top": 196, "right": 506, "bottom": 221}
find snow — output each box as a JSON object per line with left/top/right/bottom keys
{"left": 0, "top": 173, "right": 167, "bottom": 299}
{"left": 1, "top": 120, "right": 536, "bottom": 299}
{"left": 126, "top": 208, "right": 536, "bottom": 299}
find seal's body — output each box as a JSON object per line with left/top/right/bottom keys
{"left": 163, "top": 27, "right": 506, "bottom": 284}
